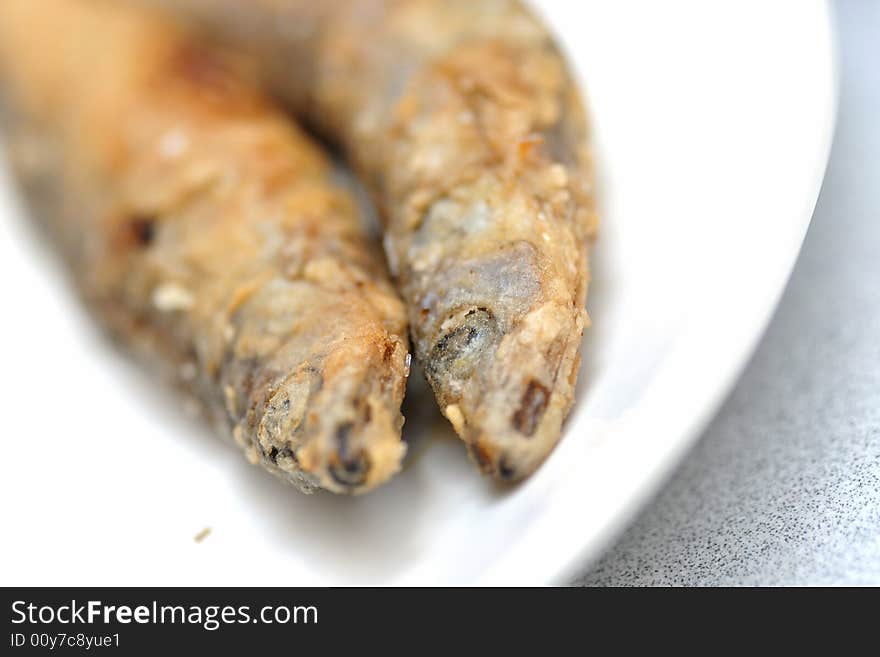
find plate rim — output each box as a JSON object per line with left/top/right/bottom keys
{"left": 539, "top": 0, "right": 840, "bottom": 586}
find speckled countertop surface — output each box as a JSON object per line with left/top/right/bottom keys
{"left": 573, "top": 2, "right": 880, "bottom": 586}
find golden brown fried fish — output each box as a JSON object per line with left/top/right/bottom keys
{"left": 158, "top": 0, "right": 598, "bottom": 481}
{"left": 0, "top": 0, "right": 409, "bottom": 494}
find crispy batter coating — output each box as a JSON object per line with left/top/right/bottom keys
{"left": 161, "top": 0, "right": 598, "bottom": 481}
{"left": 0, "top": 0, "right": 410, "bottom": 494}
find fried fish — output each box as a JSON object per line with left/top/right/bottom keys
{"left": 157, "top": 0, "right": 598, "bottom": 481}
{"left": 0, "top": 0, "right": 410, "bottom": 493}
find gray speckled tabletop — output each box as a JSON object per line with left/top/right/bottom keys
{"left": 572, "top": 1, "right": 880, "bottom": 586}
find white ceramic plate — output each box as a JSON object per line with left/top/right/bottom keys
{"left": 0, "top": 0, "right": 835, "bottom": 585}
